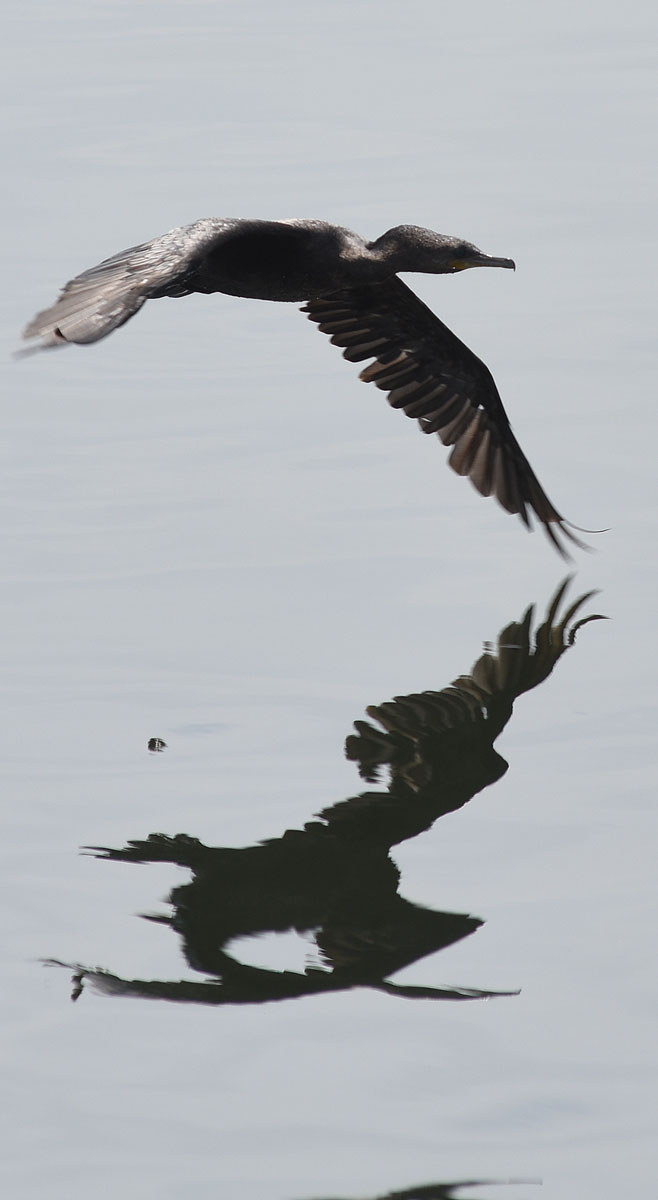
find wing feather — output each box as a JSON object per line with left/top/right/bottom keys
{"left": 22, "top": 218, "right": 233, "bottom": 349}
{"left": 303, "top": 278, "right": 585, "bottom": 557}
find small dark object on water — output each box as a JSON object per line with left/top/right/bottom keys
{"left": 147, "top": 737, "right": 167, "bottom": 753}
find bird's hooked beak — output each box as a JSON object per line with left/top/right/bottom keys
{"left": 453, "top": 251, "right": 516, "bottom": 271}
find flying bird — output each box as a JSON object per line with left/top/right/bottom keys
{"left": 22, "top": 217, "right": 587, "bottom": 556}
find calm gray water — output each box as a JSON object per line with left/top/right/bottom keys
{"left": 2, "top": 2, "right": 656, "bottom": 1198}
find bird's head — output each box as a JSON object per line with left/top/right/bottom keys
{"left": 373, "top": 226, "right": 516, "bottom": 275}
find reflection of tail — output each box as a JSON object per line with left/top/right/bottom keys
{"left": 373, "top": 981, "right": 520, "bottom": 1002}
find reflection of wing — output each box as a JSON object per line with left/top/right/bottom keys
{"left": 382, "top": 1185, "right": 504, "bottom": 1200}
{"left": 304, "top": 279, "right": 584, "bottom": 557}
{"left": 22, "top": 219, "right": 231, "bottom": 348}
{"left": 315, "top": 906, "right": 481, "bottom": 978}
{"left": 345, "top": 577, "right": 604, "bottom": 788}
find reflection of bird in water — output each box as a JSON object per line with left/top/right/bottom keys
{"left": 24, "top": 217, "right": 586, "bottom": 555}
{"left": 47, "top": 580, "right": 604, "bottom": 1008}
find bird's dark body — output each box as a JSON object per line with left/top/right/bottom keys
{"left": 22, "top": 215, "right": 587, "bottom": 556}
{"left": 179, "top": 220, "right": 373, "bottom": 301}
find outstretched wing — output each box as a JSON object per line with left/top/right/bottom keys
{"left": 21, "top": 218, "right": 232, "bottom": 350}
{"left": 303, "top": 278, "right": 585, "bottom": 558}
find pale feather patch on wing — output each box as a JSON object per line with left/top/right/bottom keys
{"left": 22, "top": 217, "right": 231, "bottom": 349}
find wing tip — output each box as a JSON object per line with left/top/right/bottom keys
{"left": 15, "top": 325, "right": 70, "bottom": 358}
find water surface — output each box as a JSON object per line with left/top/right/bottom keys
{"left": 2, "top": 3, "right": 656, "bottom": 1198}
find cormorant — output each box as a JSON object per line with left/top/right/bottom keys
{"left": 22, "top": 217, "right": 586, "bottom": 556}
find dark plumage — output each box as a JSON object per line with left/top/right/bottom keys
{"left": 22, "top": 217, "right": 586, "bottom": 556}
